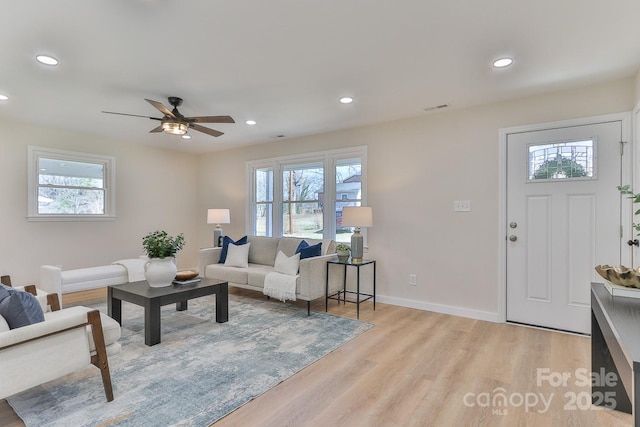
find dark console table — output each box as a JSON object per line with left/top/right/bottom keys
{"left": 591, "top": 282, "right": 640, "bottom": 424}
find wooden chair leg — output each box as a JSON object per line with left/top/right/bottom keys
{"left": 23, "top": 284, "right": 37, "bottom": 295}
{"left": 47, "top": 293, "right": 61, "bottom": 312}
{"left": 87, "top": 310, "right": 114, "bottom": 402}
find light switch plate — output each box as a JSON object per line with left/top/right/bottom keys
{"left": 454, "top": 200, "right": 471, "bottom": 212}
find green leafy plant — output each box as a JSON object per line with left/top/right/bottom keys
{"left": 142, "top": 230, "right": 185, "bottom": 258}
{"left": 533, "top": 156, "right": 587, "bottom": 179}
{"left": 618, "top": 185, "right": 640, "bottom": 235}
{"left": 336, "top": 243, "right": 350, "bottom": 252}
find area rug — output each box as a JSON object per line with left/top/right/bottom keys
{"left": 7, "top": 294, "right": 372, "bottom": 426}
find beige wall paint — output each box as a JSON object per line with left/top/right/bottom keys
{"left": 198, "top": 76, "right": 636, "bottom": 319}
{"left": 0, "top": 120, "right": 200, "bottom": 286}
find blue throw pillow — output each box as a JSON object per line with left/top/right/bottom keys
{"left": 296, "top": 241, "right": 322, "bottom": 259}
{"left": 0, "top": 287, "right": 45, "bottom": 329}
{"left": 295, "top": 240, "right": 309, "bottom": 253}
{"left": 0, "top": 285, "right": 11, "bottom": 305}
{"left": 219, "top": 235, "right": 248, "bottom": 263}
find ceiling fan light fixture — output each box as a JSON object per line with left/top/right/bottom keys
{"left": 162, "top": 121, "right": 188, "bottom": 135}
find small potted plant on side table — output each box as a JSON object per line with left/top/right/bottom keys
{"left": 336, "top": 243, "right": 351, "bottom": 263}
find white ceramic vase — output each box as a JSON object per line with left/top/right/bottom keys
{"left": 144, "top": 257, "right": 177, "bottom": 287}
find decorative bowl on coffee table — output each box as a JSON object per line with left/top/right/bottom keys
{"left": 175, "top": 270, "right": 199, "bottom": 281}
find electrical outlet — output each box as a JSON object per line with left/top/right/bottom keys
{"left": 409, "top": 274, "right": 417, "bottom": 286}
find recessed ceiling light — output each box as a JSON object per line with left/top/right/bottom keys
{"left": 245, "top": 120, "right": 257, "bottom": 125}
{"left": 493, "top": 58, "right": 513, "bottom": 68}
{"left": 181, "top": 134, "right": 191, "bottom": 140}
{"left": 36, "top": 55, "right": 59, "bottom": 66}
{"left": 339, "top": 97, "right": 354, "bottom": 104}
{"left": 0, "top": 94, "right": 8, "bottom": 101}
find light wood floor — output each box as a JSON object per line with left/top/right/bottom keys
{"left": 1, "top": 288, "right": 633, "bottom": 427}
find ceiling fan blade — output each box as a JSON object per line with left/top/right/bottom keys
{"left": 102, "top": 111, "right": 161, "bottom": 120}
{"left": 149, "top": 125, "right": 164, "bottom": 133}
{"left": 145, "top": 99, "right": 176, "bottom": 119}
{"left": 186, "top": 115, "right": 235, "bottom": 124}
{"left": 190, "top": 123, "right": 223, "bottom": 137}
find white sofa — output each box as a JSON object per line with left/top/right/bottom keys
{"left": 0, "top": 286, "right": 121, "bottom": 401}
{"left": 199, "top": 236, "right": 339, "bottom": 314}
{"left": 40, "top": 259, "right": 146, "bottom": 307}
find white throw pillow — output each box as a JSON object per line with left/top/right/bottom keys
{"left": 224, "top": 242, "right": 251, "bottom": 268}
{"left": 0, "top": 313, "right": 9, "bottom": 332}
{"left": 274, "top": 251, "right": 300, "bottom": 276}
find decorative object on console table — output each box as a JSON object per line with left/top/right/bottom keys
{"left": 142, "top": 230, "right": 185, "bottom": 287}
{"left": 335, "top": 243, "right": 351, "bottom": 263}
{"left": 595, "top": 264, "right": 640, "bottom": 298}
{"left": 341, "top": 206, "right": 373, "bottom": 263}
{"left": 207, "top": 208, "right": 230, "bottom": 247}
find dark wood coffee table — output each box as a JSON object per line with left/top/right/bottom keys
{"left": 107, "top": 278, "right": 228, "bottom": 346}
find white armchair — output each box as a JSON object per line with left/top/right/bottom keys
{"left": 0, "top": 280, "right": 118, "bottom": 402}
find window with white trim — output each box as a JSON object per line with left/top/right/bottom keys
{"left": 27, "top": 146, "right": 116, "bottom": 221}
{"left": 248, "top": 146, "right": 367, "bottom": 242}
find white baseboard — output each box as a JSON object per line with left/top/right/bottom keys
{"left": 376, "top": 295, "right": 501, "bottom": 323}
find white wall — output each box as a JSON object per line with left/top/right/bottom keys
{"left": 0, "top": 119, "right": 200, "bottom": 286}
{"left": 198, "top": 76, "right": 636, "bottom": 320}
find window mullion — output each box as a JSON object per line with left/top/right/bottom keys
{"left": 325, "top": 155, "right": 336, "bottom": 239}
{"left": 38, "top": 184, "right": 104, "bottom": 191}
{"left": 273, "top": 162, "right": 283, "bottom": 236}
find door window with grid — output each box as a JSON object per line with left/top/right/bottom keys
{"left": 528, "top": 139, "right": 596, "bottom": 182}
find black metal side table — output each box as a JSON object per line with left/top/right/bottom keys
{"left": 326, "top": 259, "right": 376, "bottom": 319}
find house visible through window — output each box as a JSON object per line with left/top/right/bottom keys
{"left": 28, "top": 146, "right": 116, "bottom": 221}
{"left": 248, "top": 147, "right": 367, "bottom": 241}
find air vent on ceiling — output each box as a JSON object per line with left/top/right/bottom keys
{"left": 424, "top": 104, "right": 449, "bottom": 112}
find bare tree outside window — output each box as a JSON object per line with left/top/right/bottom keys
{"left": 283, "top": 166, "right": 324, "bottom": 238}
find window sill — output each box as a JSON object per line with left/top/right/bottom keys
{"left": 27, "top": 215, "right": 117, "bottom": 222}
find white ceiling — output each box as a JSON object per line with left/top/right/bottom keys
{"left": 1, "top": 0, "right": 639, "bottom": 154}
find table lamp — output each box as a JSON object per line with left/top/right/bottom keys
{"left": 341, "top": 206, "right": 373, "bottom": 263}
{"left": 207, "top": 209, "right": 230, "bottom": 247}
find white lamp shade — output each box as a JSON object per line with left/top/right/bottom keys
{"left": 207, "top": 209, "right": 230, "bottom": 224}
{"left": 341, "top": 206, "right": 373, "bottom": 228}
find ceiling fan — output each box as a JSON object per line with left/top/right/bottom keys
{"left": 102, "top": 97, "right": 234, "bottom": 138}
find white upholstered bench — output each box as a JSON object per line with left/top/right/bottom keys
{"left": 40, "top": 259, "right": 146, "bottom": 307}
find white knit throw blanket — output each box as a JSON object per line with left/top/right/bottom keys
{"left": 263, "top": 272, "right": 298, "bottom": 302}
{"left": 112, "top": 259, "right": 147, "bottom": 282}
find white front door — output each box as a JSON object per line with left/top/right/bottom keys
{"left": 506, "top": 117, "right": 629, "bottom": 334}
